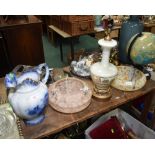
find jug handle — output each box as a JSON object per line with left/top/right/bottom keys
{"left": 12, "top": 65, "right": 30, "bottom": 74}
{"left": 38, "top": 63, "right": 49, "bottom": 84}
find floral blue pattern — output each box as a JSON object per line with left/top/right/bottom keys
{"left": 27, "top": 92, "right": 48, "bottom": 116}
{"left": 5, "top": 73, "right": 17, "bottom": 88}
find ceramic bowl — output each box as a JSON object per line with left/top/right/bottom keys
{"left": 111, "top": 66, "right": 146, "bottom": 91}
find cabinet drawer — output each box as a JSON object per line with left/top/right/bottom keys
{"left": 62, "top": 20, "right": 94, "bottom": 36}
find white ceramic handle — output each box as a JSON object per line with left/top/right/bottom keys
{"left": 12, "top": 65, "right": 28, "bottom": 74}
{"left": 38, "top": 63, "right": 49, "bottom": 84}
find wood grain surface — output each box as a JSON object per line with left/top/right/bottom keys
{"left": 1, "top": 68, "right": 155, "bottom": 139}
{"left": 20, "top": 75, "right": 155, "bottom": 139}
{"left": 0, "top": 78, "right": 7, "bottom": 101}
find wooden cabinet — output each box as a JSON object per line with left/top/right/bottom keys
{"left": 0, "top": 16, "right": 45, "bottom": 77}
{"left": 0, "top": 32, "right": 10, "bottom": 77}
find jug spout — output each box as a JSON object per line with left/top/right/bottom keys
{"left": 5, "top": 73, "right": 17, "bottom": 89}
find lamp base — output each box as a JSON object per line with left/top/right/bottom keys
{"left": 92, "top": 86, "right": 112, "bottom": 100}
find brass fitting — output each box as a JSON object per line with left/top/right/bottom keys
{"left": 104, "top": 28, "right": 112, "bottom": 41}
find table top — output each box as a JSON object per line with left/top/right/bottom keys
{"left": 20, "top": 69, "right": 155, "bottom": 139}
{"left": 144, "top": 22, "right": 155, "bottom": 28}
{"left": 94, "top": 26, "right": 121, "bottom": 32}
{"left": 49, "top": 23, "right": 155, "bottom": 39}
{"left": 48, "top": 25, "right": 71, "bottom": 38}
{"left": 94, "top": 23, "right": 155, "bottom": 32}
{"left": 48, "top": 25, "right": 121, "bottom": 38}
{"left": 1, "top": 69, "right": 155, "bottom": 139}
{"left": 0, "top": 16, "right": 42, "bottom": 29}
{"left": 0, "top": 78, "right": 7, "bottom": 101}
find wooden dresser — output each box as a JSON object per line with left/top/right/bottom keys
{"left": 0, "top": 16, "right": 45, "bottom": 77}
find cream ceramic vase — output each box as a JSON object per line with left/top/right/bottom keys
{"left": 90, "top": 38, "right": 117, "bottom": 99}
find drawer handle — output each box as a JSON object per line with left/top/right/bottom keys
{"left": 79, "top": 23, "right": 88, "bottom": 31}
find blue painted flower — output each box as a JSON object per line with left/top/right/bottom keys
{"left": 5, "top": 73, "right": 17, "bottom": 88}
{"left": 27, "top": 92, "right": 48, "bottom": 116}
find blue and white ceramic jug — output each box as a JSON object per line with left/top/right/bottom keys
{"left": 5, "top": 63, "right": 49, "bottom": 125}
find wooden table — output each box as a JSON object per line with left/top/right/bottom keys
{"left": 48, "top": 25, "right": 121, "bottom": 62}
{"left": 0, "top": 78, "right": 7, "bottom": 101}
{"left": 48, "top": 25, "right": 75, "bottom": 62}
{"left": 94, "top": 25, "right": 121, "bottom": 40}
{"left": 94, "top": 23, "right": 155, "bottom": 33}
{"left": 18, "top": 69, "right": 155, "bottom": 139}
{"left": 94, "top": 23, "right": 155, "bottom": 40}
{"left": 144, "top": 22, "right": 155, "bottom": 32}
{"left": 48, "top": 22, "right": 155, "bottom": 62}
{"left": 1, "top": 70, "right": 155, "bottom": 139}
{"left": 48, "top": 25, "right": 95, "bottom": 62}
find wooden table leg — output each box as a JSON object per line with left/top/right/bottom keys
{"left": 144, "top": 27, "right": 152, "bottom": 32}
{"left": 118, "top": 29, "right": 121, "bottom": 39}
{"left": 48, "top": 28, "right": 57, "bottom": 47}
{"left": 152, "top": 108, "right": 155, "bottom": 130}
{"left": 70, "top": 37, "right": 74, "bottom": 61}
{"left": 140, "top": 90, "right": 154, "bottom": 124}
{"left": 59, "top": 36, "right": 63, "bottom": 62}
